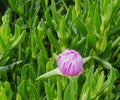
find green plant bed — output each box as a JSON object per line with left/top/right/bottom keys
{"left": 0, "top": 0, "right": 120, "bottom": 99}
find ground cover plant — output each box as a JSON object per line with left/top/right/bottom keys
{"left": 0, "top": 0, "right": 120, "bottom": 100}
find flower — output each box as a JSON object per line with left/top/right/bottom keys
{"left": 57, "top": 49, "right": 83, "bottom": 76}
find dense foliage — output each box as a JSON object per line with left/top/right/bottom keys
{"left": 0, "top": 0, "right": 120, "bottom": 100}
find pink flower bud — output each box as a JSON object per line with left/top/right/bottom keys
{"left": 57, "top": 49, "right": 83, "bottom": 76}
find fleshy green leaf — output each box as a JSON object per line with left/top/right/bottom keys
{"left": 36, "top": 68, "right": 62, "bottom": 80}
{"left": 45, "top": 83, "right": 54, "bottom": 100}
{"left": 75, "top": 17, "right": 88, "bottom": 36}
{"left": 45, "top": 9, "right": 55, "bottom": 29}
{"left": 28, "top": 81, "right": 39, "bottom": 100}
{"left": 0, "top": 61, "right": 22, "bottom": 72}
{"left": 10, "top": 30, "right": 26, "bottom": 49}
{"left": 17, "top": 80, "right": 28, "bottom": 100}
{"left": 47, "top": 31, "right": 61, "bottom": 52}
{"left": 64, "top": 83, "right": 71, "bottom": 100}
